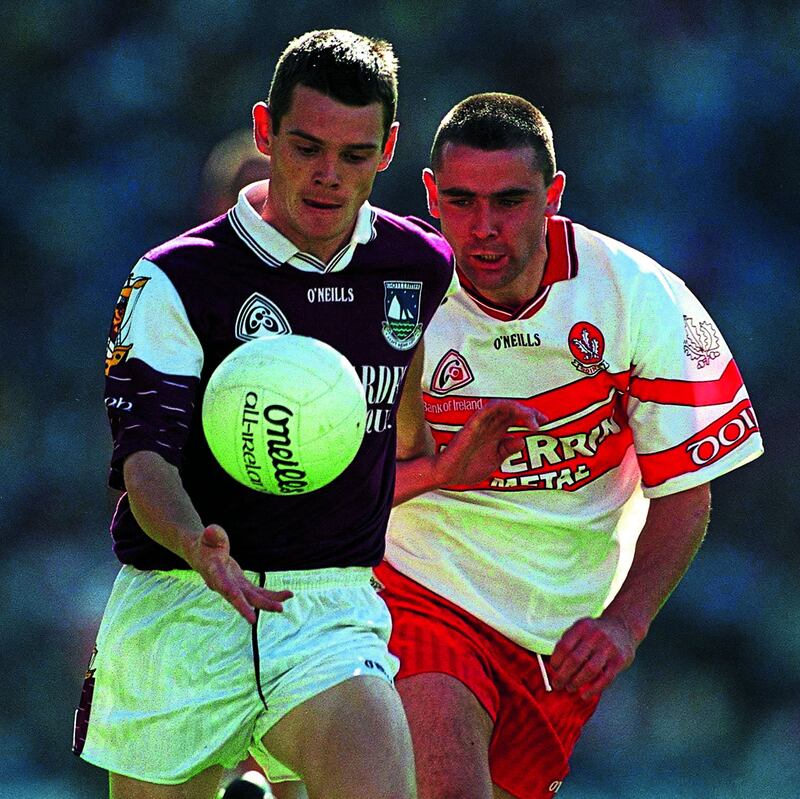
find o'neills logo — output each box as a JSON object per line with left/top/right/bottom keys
{"left": 262, "top": 404, "right": 308, "bottom": 494}
{"left": 239, "top": 394, "right": 308, "bottom": 493}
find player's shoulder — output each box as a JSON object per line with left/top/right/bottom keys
{"left": 143, "top": 214, "right": 238, "bottom": 271}
{"left": 370, "top": 206, "right": 453, "bottom": 265}
{"left": 573, "top": 221, "right": 689, "bottom": 299}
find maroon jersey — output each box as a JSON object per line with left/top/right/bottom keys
{"left": 104, "top": 185, "right": 454, "bottom": 571}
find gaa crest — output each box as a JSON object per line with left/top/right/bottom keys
{"left": 382, "top": 281, "right": 423, "bottom": 350}
{"left": 568, "top": 321, "right": 608, "bottom": 376}
{"left": 683, "top": 315, "right": 720, "bottom": 369}
{"left": 236, "top": 292, "right": 292, "bottom": 341}
{"left": 105, "top": 272, "right": 150, "bottom": 376}
{"left": 430, "top": 349, "right": 474, "bottom": 395}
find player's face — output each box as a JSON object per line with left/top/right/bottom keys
{"left": 424, "top": 144, "right": 564, "bottom": 307}
{"left": 253, "top": 85, "right": 398, "bottom": 263}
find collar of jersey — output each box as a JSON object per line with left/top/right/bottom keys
{"left": 228, "top": 180, "right": 377, "bottom": 273}
{"left": 458, "top": 215, "right": 579, "bottom": 321}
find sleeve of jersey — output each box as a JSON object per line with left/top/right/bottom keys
{"left": 627, "top": 272, "right": 763, "bottom": 498}
{"left": 104, "top": 258, "right": 203, "bottom": 490}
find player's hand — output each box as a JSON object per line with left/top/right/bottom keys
{"left": 435, "top": 399, "right": 546, "bottom": 487}
{"left": 186, "top": 524, "right": 293, "bottom": 624}
{"left": 548, "top": 616, "right": 638, "bottom": 699}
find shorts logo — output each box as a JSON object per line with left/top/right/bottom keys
{"left": 430, "top": 349, "right": 474, "bottom": 395}
{"left": 105, "top": 273, "right": 150, "bottom": 376}
{"left": 568, "top": 321, "right": 608, "bottom": 376}
{"left": 382, "top": 281, "right": 423, "bottom": 350}
{"left": 236, "top": 293, "right": 292, "bottom": 341}
{"left": 683, "top": 314, "right": 720, "bottom": 369}
{"left": 363, "top": 658, "right": 388, "bottom": 676}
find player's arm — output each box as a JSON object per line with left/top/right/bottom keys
{"left": 549, "top": 482, "right": 711, "bottom": 697}
{"left": 396, "top": 340, "right": 436, "bottom": 461}
{"left": 107, "top": 262, "right": 292, "bottom": 621}
{"left": 394, "top": 341, "right": 544, "bottom": 505}
{"left": 123, "top": 449, "right": 292, "bottom": 624}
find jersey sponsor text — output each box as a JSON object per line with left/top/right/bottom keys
{"left": 360, "top": 364, "right": 407, "bottom": 433}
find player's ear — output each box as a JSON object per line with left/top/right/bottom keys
{"left": 252, "top": 102, "right": 273, "bottom": 156}
{"left": 422, "top": 168, "right": 440, "bottom": 219}
{"left": 545, "top": 171, "right": 566, "bottom": 216}
{"left": 377, "top": 122, "right": 399, "bottom": 172}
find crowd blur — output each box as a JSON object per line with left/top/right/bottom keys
{"left": 1, "top": 2, "right": 797, "bottom": 797}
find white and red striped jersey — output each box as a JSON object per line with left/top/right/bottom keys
{"left": 386, "top": 215, "right": 763, "bottom": 654}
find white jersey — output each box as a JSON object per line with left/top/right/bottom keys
{"left": 386, "top": 216, "right": 763, "bottom": 654}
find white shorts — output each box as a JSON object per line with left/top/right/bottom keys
{"left": 74, "top": 564, "right": 398, "bottom": 784}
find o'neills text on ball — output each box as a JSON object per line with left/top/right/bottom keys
{"left": 263, "top": 404, "right": 309, "bottom": 494}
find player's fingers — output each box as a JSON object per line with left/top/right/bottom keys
{"left": 577, "top": 667, "right": 613, "bottom": 699}
{"left": 498, "top": 436, "right": 526, "bottom": 460}
{"left": 214, "top": 579, "right": 257, "bottom": 624}
{"left": 550, "top": 627, "right": 597, "bottom": 688}
{"left": 508, "top": 404, "right": 547, "bottom": 430}
{"left": 564, "top": 650, "right": 607, "bottom": 693}
{"left": 528, "top": 407, "right": 548, "bottom": 428}
{"left": 579, "top": 683, "right": 605, "bottom": 700}
{"left": 550, "top": 619, "right": 591, "bottom": 668}
{"left": 483, "top": 399, "right": 546, "bottom": 430}
{"left": 461, "top": 402, "right": 502, "bottom": 432}
{"left": 453, "top": 404, "right": 517, "bottom": 452}
{"left": 244, "top": 584, "right": 294, "bottom": 613}
{"left": 550, "top": 646, "right": 591, "bottom": 690}
{"left": 477, "top": 405, "right": 522, "bottom": 438}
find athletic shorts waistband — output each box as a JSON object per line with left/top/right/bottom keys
{"left": 130, "top": 564, "right": 375, "bottom": 591}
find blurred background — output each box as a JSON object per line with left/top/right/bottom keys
{"left": 1, "top": 1, "right": 797, "bottom": 797}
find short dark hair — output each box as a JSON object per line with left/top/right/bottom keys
{"left": 431, "top": 93, "right": 556, "bottom": 185}
{"left": 268, "top": 29, "right": 399, "bottom": 143}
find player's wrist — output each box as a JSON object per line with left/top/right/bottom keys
{"left": 178, "top": 527, "right": 214, "bottom": 570}
{"left": 397, "top": 454, "right": 444, "bottom": 491}
{"left": 601, "top": 607, "right": 651, "bottom": 646}
{"left": 430, "top": 451, "right": 459, "bottom": 489}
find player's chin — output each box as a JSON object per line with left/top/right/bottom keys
{"left": 302, "top": 216, "right": 348, "bottom": 244}
{"left": 465, "top": 272, "right": 509, "bottom": 294}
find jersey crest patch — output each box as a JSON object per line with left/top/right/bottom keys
{"left": 236, "top": 292, "right": 292, "bottom": 341}
{"left": 683, "top": 315, "right": 720, "bottom": 368}
{"left": 568, "top": 321, "right": 608, "bottom": 376}
{"left": 382, "top": 281, "right": 423, "bottom": 350}
{"left": 105, "top": 273, "right": 150, "bottom": 376}
{"left": 430, "top": 349, "right": 475, "bottom": 395}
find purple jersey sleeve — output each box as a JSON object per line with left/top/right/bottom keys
{"left": 104, "top": 259, "right": 203, "bottom": 489}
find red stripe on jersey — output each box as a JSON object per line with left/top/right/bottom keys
{"left": 638, "top": 399, "right": 759, "bottom": 488}
{"left": 423, "top": 369, "right": 631, "bottom": 427}
{"left": 458, "top": 216, "right": 578, "bottom": 321}
{"left": 629, "top": 358, "right": 743, "bottom": 406}
{"left": 540, "top": 215, "right": 579, "bottom": 287}
{"left": 428, "top": 396, "right": 634, "bottom": 492}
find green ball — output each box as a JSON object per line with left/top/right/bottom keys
{"left": 202, "top": 334, "right": 367, "bottom": 494}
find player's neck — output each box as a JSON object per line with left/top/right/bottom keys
{"left": 259, "top": 193, "right": 355, "bottom": 265}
